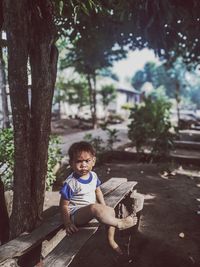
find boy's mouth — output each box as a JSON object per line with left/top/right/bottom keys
{"left": 80, "top": 168, "right": 88, "bottom": 173}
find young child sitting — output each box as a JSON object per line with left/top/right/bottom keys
{"left": 59, "top": 141, "right": 137, "bottom": 254}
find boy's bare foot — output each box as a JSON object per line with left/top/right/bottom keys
{"left": 117, "top": 215, "right": 137, "bottom": 230}
{"left": 109, "top": 240, "right": 123, "bottom": 255}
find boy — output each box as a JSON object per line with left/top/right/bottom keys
{"left": 59, "top": 141, "right": 137, "bottom": 254}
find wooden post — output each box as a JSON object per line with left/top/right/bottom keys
{"left": 115, "top": 190, "right": 144, "bottom": 259}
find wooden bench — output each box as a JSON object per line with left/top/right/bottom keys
{"left": 0, "top": 178, "right": 140, "bottom": 267}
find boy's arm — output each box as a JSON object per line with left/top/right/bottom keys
{"left": 95, "top": 186, "right": 106, "bottom": 205}
{"left": 59, "top": 196, "right": 78, "bottom": 235}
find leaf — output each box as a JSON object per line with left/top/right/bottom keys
{"left": 81, "top": 3, "right": 89, "bottom": 16}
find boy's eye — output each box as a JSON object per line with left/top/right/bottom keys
{"left": 76, "top": 159, "right": 92, "bottom": 164}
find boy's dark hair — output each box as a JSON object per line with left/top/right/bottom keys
{"left": 68, "top": 141, "right": 96, "bottom": 161}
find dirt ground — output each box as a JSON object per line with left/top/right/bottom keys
{"left": 44, "top": 161, "right": 200, "bottom": 267}
{"left": 46, "top": 119, "right": 200, "bottom": 267}
{"left": 95, "top": 162, "right": 200, "bottom": 267}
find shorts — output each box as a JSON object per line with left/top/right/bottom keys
{"left": 69, "top": 206, "right": 82, "bottom": 224}
{"left": 70, "top": 212, "right": 76, "bottom": 224}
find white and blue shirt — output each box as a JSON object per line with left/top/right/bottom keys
{"left": 60, "top": 171, "right": 101, "bottom": 215}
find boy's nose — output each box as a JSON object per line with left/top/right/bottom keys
{"left": 82, "top": 160, "right": 87, "bottom": 166}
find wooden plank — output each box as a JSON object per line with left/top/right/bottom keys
{"left": 100, "top": 177, "right": 127, "bottom": 196}
{"left": 0, "top": 259, "right": 19, "bottom": 267}
{"left": 0, "top": 213, "right": 62, "bottom": 263}
{"left": 43, "top": 227, "right": 98, "bottom": 267}
{"left": 105, "top": 181, "right": 137, "bottom": 208}
{"left": 43, "top": 181, "right": 137, "bottom": 267}
{"left": 0, "top": 178, "right": 128, "bottom": 264}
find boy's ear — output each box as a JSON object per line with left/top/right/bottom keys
{"left": 93, "top": 157, "right": 96, "bottom": 165}
{"left": 69, "top": 159, "right": 73, "bottom": 167}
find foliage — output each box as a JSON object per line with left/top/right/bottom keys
{"left": 84, "top": 134, "right": 105, "bottom": 157}
{"left": 84, "top": 123, "right": 119, "bottom": 158}
{"left": 46, "top": 135, "right": 62, "bottom": 191}
{"left": 98, "top": 68, "right": 119, "bottom": 82}
{"left": 150, "top": 86, "right": 169, "bottom": 101}
{"left": 121, "top": 103, "right": 134, "bottom": 110}
{"left": 101, "top": 123, "right": 119, "bottom": 151}
{"left": 131, "top": 58, "right": 200, "bottom": 108}
{"left": 0, "top": 128, "right": 62, "bottom": 191}
{"left": 131, "top": 70, "right": 147, "bottom": 91}
{"left": 128, "top": 96, "right": 175, "bottom": 159}
{"left": 131, "top": 61, "right": 174, "bottom": 95}
{"left": 0, "top": 128, "right": 14, "bottom": 189}
{"left": 55, "top": 1, "right": 200, "bottom": 66}
{"left": 55, "top": 76, "right": 89, "bottom": 108}
{"left": 99, "top": 84, "right": 116, "bottom": 109}
{"left": 57, "top": 6, "right": 128, "bottom": 127}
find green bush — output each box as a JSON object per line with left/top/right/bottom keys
{"left": 128, "top": 96, "right": 175, "bottom": 159}
{"left": 84, "top": 123, "right": 119, "bottom": 158}
{"left": 0, "top": 128, "right": 62, "bottom": 191}
{"left": 46, "top": 135, "right": 62, "bottom": 190}
{"left": 0, "top": 128, "right": 14, "bottom": 189}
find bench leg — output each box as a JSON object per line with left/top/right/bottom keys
{"left": 113, "top": 191, "right": 144, "bottom": 258}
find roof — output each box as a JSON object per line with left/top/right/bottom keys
{"left": 117, "top": 87, "right": 141, "bottom": 94}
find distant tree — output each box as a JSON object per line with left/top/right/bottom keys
{"left": 99, "top": 84, "right": 116, "bottom": 119}
{"left": 55, "top": 76, "right": 89, "bottom": 118}
{"left": 187, "top": 69, "right": 200, "bottom": 108}
{"left": 98, "top": 68, "right": 119, "bottom": 82}
{"left": 61, "top": 37, "right": 126, "bottom": 128}
{"left": 131, "top": 70, "right": 146, "bottom": 91}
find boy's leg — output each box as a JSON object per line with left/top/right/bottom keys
{"left": 73, "top": 203, "right": 137, "bottom": 229}
{"left": 73, "top": 205, "right": 95, "bottom": 226}
{"left": 108, "top": 226, "right": 123, "bottom": 255}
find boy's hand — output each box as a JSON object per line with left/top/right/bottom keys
{"left": 65, "top": 222, "right": 78, "bottom": 236}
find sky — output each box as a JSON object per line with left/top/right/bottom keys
{"left": 112, "top": 48, "right": 160, "bottom": 85}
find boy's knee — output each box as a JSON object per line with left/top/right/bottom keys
{"left": 90, "top": 203, "right": 107, "bottom": 217}
{"left": 90, "top": 203, "right": 115, "bottom": 218}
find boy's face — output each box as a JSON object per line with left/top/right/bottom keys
{"left": 70, "top": 151, "right": 96, "bottom": 176}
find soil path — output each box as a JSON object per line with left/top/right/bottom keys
{"left": 95, "top": 162, "right": 200, "bottom": 267}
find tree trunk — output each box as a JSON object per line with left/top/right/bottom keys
{"left": 92, "top": 74, "right": 97, "bottom": 129}
{"left": 87, "top": 74, "right": 97, "bottom": 129}
{"left": 0, "top": 42, "right": 10, "bottom": 128}
{"left": 3, "top": 0, "right": 58, "bottom": 238}
{"left": 4, "top": 0, "right": 32, "bottom": 238}
{"left": 29, "top": 2, "right": 58, "bottom": 225}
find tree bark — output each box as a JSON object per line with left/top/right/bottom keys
{"left": 4, "top": 0, "right": 32, "bottom": 238}
{"left": 92, "top": 74, "right": 97, "bottom": 129}
{"left": 3, "top": 0, "right": 58, "bottom": 238}
{"left": 29, "top": 1, "right": 58, "bottom": 225}
{"left": 87, "top": 74, "right": 97, "bottom": 129}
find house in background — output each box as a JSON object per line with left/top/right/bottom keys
{"left": 52, "top": 83, "right": 142, "bottom": 120}
{"left": 52, "top": 69, "right": 143, "bottom": 120}
{"left": 107, "top": 86, "right": 141, "bottom": 118}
